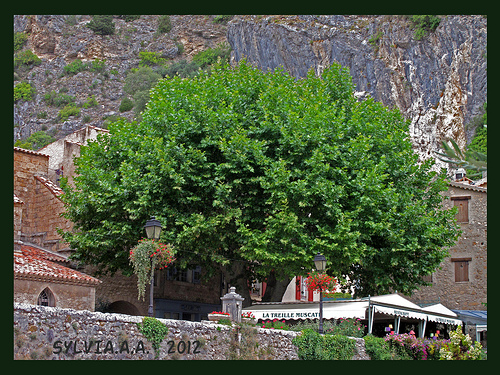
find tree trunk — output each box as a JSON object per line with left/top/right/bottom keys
{"left": 221, "top": 262, "right": 253, "bottom": 308}
{"left": 261, "top": 270, "right": 291, "bottom": 302}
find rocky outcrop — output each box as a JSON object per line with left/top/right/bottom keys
{"left": 14, "top": 15, "right": 487, "bottom": 169}
{"left": 13, "top": 15, "right": 228, "bottom": 142}
{"left": 227, "top": 15, "right": 487, "bottom": 166}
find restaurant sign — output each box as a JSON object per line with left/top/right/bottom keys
{"left": 260, "top": 311, "right": 320, "bottom": 319}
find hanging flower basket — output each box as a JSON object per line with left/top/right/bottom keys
{"left": 208, "top": 311, "right": 231, "bottom": 322}
{"left": 305, "top": 271, "right": 337, "bottom": 293}
{"left": 129, "top": 238, "right": 175, "bottom": 301}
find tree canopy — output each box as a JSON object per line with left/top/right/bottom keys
{"left": 61, "top": 61, "right": 460, "bottom": 300}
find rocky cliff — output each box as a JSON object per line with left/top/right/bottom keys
{"left": 14, "top": 15, "right": 487, "bottom": 167}
{"left": 227, "top": 15, "right": 487, "bottom": 166}
{"left": 13, "top": 15, "right": 228, "bottom": 141}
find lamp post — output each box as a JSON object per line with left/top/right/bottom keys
{"left": 313, "top": 252, "right": 327, "bottom": 334}
{"left": 144, "top": 216, "right": 162, "bottom": 317}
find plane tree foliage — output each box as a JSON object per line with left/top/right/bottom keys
{"left": 61, "top": 61, "right": 460, "bottom": 300}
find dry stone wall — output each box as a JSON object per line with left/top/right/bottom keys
{"left": 13, "top": 303, "right": 300, "bottom": 360}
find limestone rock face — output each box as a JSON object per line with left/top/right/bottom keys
{"left": 14, "top": 15, "right": 487, "bottom": 168}
{"left": 227, "top": 15, "right": 487, "bottom": 166}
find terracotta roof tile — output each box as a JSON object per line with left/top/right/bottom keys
{"left": 14, "top": 147, "right": 49, "bottom": 158}
{"left": 34, "top": 175, "right": 64, "bottom": 197}
{"left": 14, "top": 244, "right": 100, "bottom": 286}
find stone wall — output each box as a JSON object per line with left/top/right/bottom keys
{"left": 14, "top": 280, "right": 96, "bottom": 312}
{"left": 14, "top": 147, "right": 73, "bottom": 253}
{"left": 14, "top": 148, "right": 49, "bottom": 237}
{"left": 13, "top": 303, "right": 300, "bottom": 360}
{"left": 408, "top": 184, "right": 487, "bottom": 310}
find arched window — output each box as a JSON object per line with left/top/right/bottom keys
{"left": 37, "top": 287, "right": 55, "bottom": 307}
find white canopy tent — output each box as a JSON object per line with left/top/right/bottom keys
{"left": 243, "top": 293, "right": 463, "bottom": 337}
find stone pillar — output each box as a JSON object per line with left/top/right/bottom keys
{"left": 221, "top": 286, "right": 244, "bottom": 323}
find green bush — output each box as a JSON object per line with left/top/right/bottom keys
{"left": 14, "top": 81, "right": 36, "bottom": 101}
{"left": 192, "top": 43, "right": 231, "bottom": 69}
{"left": 14, "top": 50, "right": 41, "bottom": 69}
{"left": 14, "top": 32, "right": 28, "bottom": 52}
{"left": 64, "top": 59, "right": 87, "bottom": 76}
{"left": 89, "top": 59, "right": 106, "bottom": 73}
{"left": 58, "top": 104, "right": 80, "bottom": 121}
{"left": 157, "top": 15, "right": 172, "bottom": 33}
{"left": 116, "top": 15, "right": 141, "bottom": 22}
{"left": 137, "top": 317, "right": 169, "bottom": 359}
{"left": 325, "top": 317, "right": 366, "bottom": 338}
{"left": 213, "top": 15, "right": 233, "bottom": 24}
{"left": 43, "top": 90, "right": 76, "bottom": 107}
{"left": 439, "top": 326, "right": 483, "bottom": 360}
{"left": 364, "top": 335, "right": 399, "bottom": 360}
{"left": 123, "top": 66, "right": 161, "bottom": 95}
{"left": 14, "top": 131, "right": 55, "bottom": 151}
{"left": 468, "top": 102, "right": 487, "bottom": 154}
{"left": 408, "top": 15, "right": 441, "bottom": 40}
{"left": 163, "top": 59, "right": 200, "bottom": 78}
{"left": 132, "top": 90, "right": 151, "bottom": 115}
{"left": 138, "top": 51, "right": 166, "bottom": 67}
{"left": 292, "top": 329, "right": 356, "bottom": 360}
{"left": 83, "top": 95, "right": 98, "bottom": 108}
{"left": 322, "top": 334, "right": 357, "bottom": 360}
{"left": 259, "top": 319, "right": 290, "bottom": 330}
{"left": 119, "top": 96, "right": 134, "bottom": 112}
{"left": 289, "top": 319, "right": 336, "bottom": 333}
{"left": 87, "top": 15, "right": 115, "bottom": 35}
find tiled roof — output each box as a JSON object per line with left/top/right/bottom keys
{"left": 34, "top": 175, "right": 64, "bottom": 198}
{"left": 448, "top": 180, "right": 487, "bottom": 193}
{"left": 13, "top": 147, "right": 49, "bottom": 158}
{"left": 14, "top": 244, "right": 101, "bottom": 286}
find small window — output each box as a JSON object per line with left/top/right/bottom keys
{"left": 37, "top": 287, "right": 55, "bottom": 307}
{"left": 451, "top": 196, "right": 470, "bottom": 223}
{"left": 192, "top": 266, "right": 201, "bottom": 284}
{"left": 452, "top": 258, "right": 471, "bottom": 282}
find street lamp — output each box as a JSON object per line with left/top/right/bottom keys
{"left": 314, "top": 252, "right": 327, "bottom": 334}
{"left": 144, "top": 216, "right": 162, "bottom": 317}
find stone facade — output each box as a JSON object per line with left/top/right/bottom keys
{"left": 14, "top": 279, "right": 96, "bottom": 311}
{"left": 407, "top": 181, "right": 487, "bottom": 311}
{"left": 14, "top": 127, "right": 222, "bottom": 318}
{"left": 14, "top": 147, "right": 73, "bottom": 253}
{"left": 38, "top": 125, "right": 108, "bottom": 187}
{"left": 14, "top": 303, "right": 300, "bottom": 360}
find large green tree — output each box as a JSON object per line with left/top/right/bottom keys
{"left": 61, "top": 61, "right": 460, "bottom": 303}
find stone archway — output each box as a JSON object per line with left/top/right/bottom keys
{"left": 107, "top": 300, "right": 141, "bottom": 316}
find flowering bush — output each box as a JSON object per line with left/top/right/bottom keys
{"left": 241, "top": 312, "right": 255, "bottom": 319}
{"left": 326, "top": 318, "right": 366, "bottom": 338}
{"left": 385, "top": 332, "right": 432, "bottom": 360}
{"left": 439, "top": 326, "right": 483, "bottom": 360}
{"left": 259, "top": 319, "right": 290, "bottom": 330}
{"left": 305, "top": 272, "right": 337, "bottom": 292}
{"left": 129, "top": 239, "right": 175, "bottom": 300}
{"left": 209, "top": 311, "right": 230, "bottom": 316}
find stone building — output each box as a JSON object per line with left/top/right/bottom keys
{"left": 38, "top": 125, "right": 108, "bottom": 187}
{"left": 407, "top": 177, "right": 487, "bottom": 311}
{"left": 14, "top": 243, "right": 100, "bottom": 310}
{"left": 14, "top": 126, "right": 222, "bottom": 319}
{"left": 14, "top": 147, "right": 73, "bottom": 254}
{"left": 13, "top": 147, "right": 100, "bottom": 311}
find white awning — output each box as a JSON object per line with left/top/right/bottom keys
{"left": 243, "top": 294, "right": 463, "bottom": 326}
{"left": 245, "top": 300, "right": 368, "bottom": 320}
{"left": 373, "top": 304, "right": 428, "bottom": 321}
{"left": 422, "top": 304, "right": 462, "bottom": 325}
